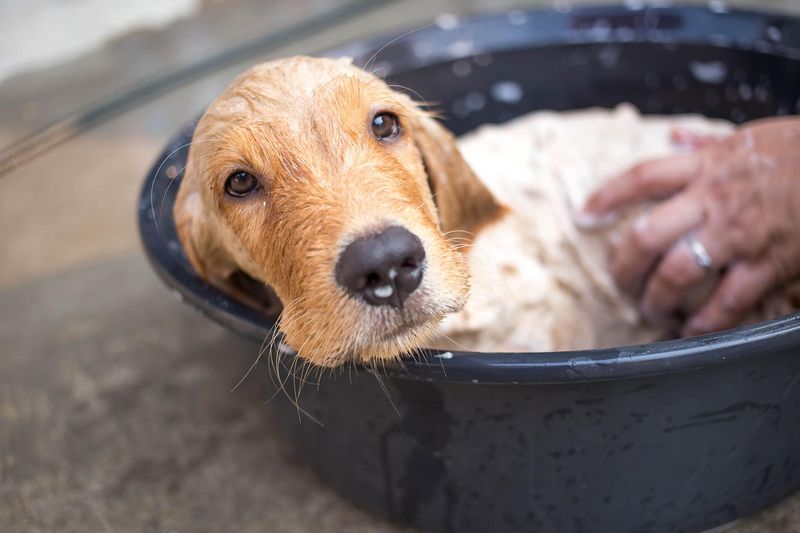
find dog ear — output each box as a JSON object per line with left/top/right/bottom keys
{"left": 174, "top": 172, "right": 230, "bottom": 282}
{"left": 174, "top": 170, "right": 283, "bottom": 315}
{"left": 410, "top": 111, "right": 505, "bottom": 237}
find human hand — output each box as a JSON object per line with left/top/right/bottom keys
{"left": 582, "top": 116, "right": 800, "bottom": 336}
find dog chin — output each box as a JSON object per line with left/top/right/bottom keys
{"left": 353, "top": 319, "right": 441, "bottom": 364}
{"left": 350, "top": 292, "right": 466, "bottom": 362}
{"left": 283, "top": 292, "right": 465, "bottom": 367}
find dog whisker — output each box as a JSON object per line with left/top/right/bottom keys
{"left": 347, "top": 358, "right": 354, "bottom": 384}
{"left": 436, "top": 349, "right": 447, "bottom": 378}
{"left": 296, "top": 359, "right": 318, "bottom": 399}
{"left": 234, "top": 295, "right": 299, "bottom": 394}
{"left": 276, "top": 355, "right": 323, "bottom": 426}
{"left": 369, "top": 66, "right": 388, "bottom": 78}
{"left": 265, "top": 299, "right": 311, "bottom": 409}
{"left": 151, "top": 138, "right": 220, "bottom": 232}
{"left": 157, "top": 162, "right": 188, "bottom": 226}
{"left": 362, "top": 24, "right": 434, "bottom": 74}
{"left": 438, "top": 331, "right": 474, "bottom": 353}
{"left": 230, "top": 341, "right": 265, "bottom": 393}
{"left": 442, "top": 229, "right": 476, "bottom": 238}
{"left": 369, "top": 363, "right": 402, "bottom": 418}
{"left": 288, "top": 352, "right": 304, "bottom": 415}
{"left": 387, "top": 84, "right": 436, "bottom": 109}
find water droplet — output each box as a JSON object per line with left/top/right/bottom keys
{"left": 473, "top": 53, "right": 493, "bottom": 67}
{"left": 598, "top": 46, "right": 621, "bottom": 67}
{"left": 451, "top": 59, "right": 472, "bottom": 77}
{"left": 374, "top": 285, "right": 393, "bottom": 298}
{"left": 689, "top": 60, "right": 727, "bottom": 84}
{"left": 447, "top": 40, "right": 474, "bottom": 57}
{"left": 452, "top": 91, "right": 487, "bottom": 117}
{"left": 552, "top": 0, "right": 572, "bottom": 14}
{"left": 278, "top": 342, "right": 297, "bottom": 355}
{"left": 708, "top": 0, "right": 729, "bottom": 14}
{"left": 766, "top": 26, "right": 783, "bottom": 42}
{"left": 371, "top": 61, "right": 392, "bottom": 77}
{"left": 464, "top": 91, "right": 486, "bottom": 111}
{"left": 491, "top": 80, "right": 524, "bottom": 104}
{"left": 435, "top": 13, "right": 460, "bottom": 30}
{"left": 738, "top": 83, "right": 753, "bottom": 101}
{"left": 589, "top": 19, "right": 612, "bottom": 40}
{"left": 452, "top": 100, "right": 468, "bottom": 118}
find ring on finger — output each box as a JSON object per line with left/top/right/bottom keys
{"left": 684, "top": 232, "right": 713, "bottom": 271}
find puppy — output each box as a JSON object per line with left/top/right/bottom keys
{"left": 174, "top": 56, "right": 504, "bottom": 367}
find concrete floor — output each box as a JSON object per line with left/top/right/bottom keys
{"left": 0, "top": 254, "right": 416, "bottom": 532}
{"left": 2, "top": 1, "right": 800, "bottom": 531}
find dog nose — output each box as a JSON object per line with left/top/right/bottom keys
{"left": 335, "top": 226, "right": 426, "bottom": 307}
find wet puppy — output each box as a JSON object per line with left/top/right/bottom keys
{"left": 174, "top": 56, "right": 504, "bottom": 367}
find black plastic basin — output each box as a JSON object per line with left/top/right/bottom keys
{"left": 139, "top": 5, "right": 800, "bottom": 532}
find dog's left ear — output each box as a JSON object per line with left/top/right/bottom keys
{"left": 409, "top": 110, "right": 505, "bottom": 237}
{"left": 174, "top": 165, "right": 282, "bottom": 316}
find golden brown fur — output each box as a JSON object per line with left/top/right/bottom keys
{"left": 174, "top": 56, "right": 503, "bottom": 366}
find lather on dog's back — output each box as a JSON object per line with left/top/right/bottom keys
{"left": 174, "top": 56, "right": 504, "bottom": 367}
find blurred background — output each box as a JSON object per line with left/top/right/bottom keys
{"left": 1, "top": 1, "right": 800, "bottom": 531}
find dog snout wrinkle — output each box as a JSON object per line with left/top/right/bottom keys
{"left": 336, "top": 226, "right": 425, "bottom": 308}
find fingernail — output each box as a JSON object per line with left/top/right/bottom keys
{"left": 573, "top": 209, "right": 619, "bottom": 230}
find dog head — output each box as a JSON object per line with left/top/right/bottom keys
{"left": 174, "top": 56, "right": 503, "bottom": 366}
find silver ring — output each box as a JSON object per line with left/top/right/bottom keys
{"left": 685, "top": 233, "right": 713, "bottom": 271}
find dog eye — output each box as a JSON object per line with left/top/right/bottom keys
{"left": 372, "top": 112, "right": 400, "bottom": 140}
{"left": 225, "top": 171, "right": 259, "bottom": 197}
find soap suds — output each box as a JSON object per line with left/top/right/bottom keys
{"left": 431, "top": 104, "right": 797, "bottom": 353}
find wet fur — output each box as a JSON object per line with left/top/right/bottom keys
{"left": 174, "top": 56, "right": 504, "bottom": 367}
